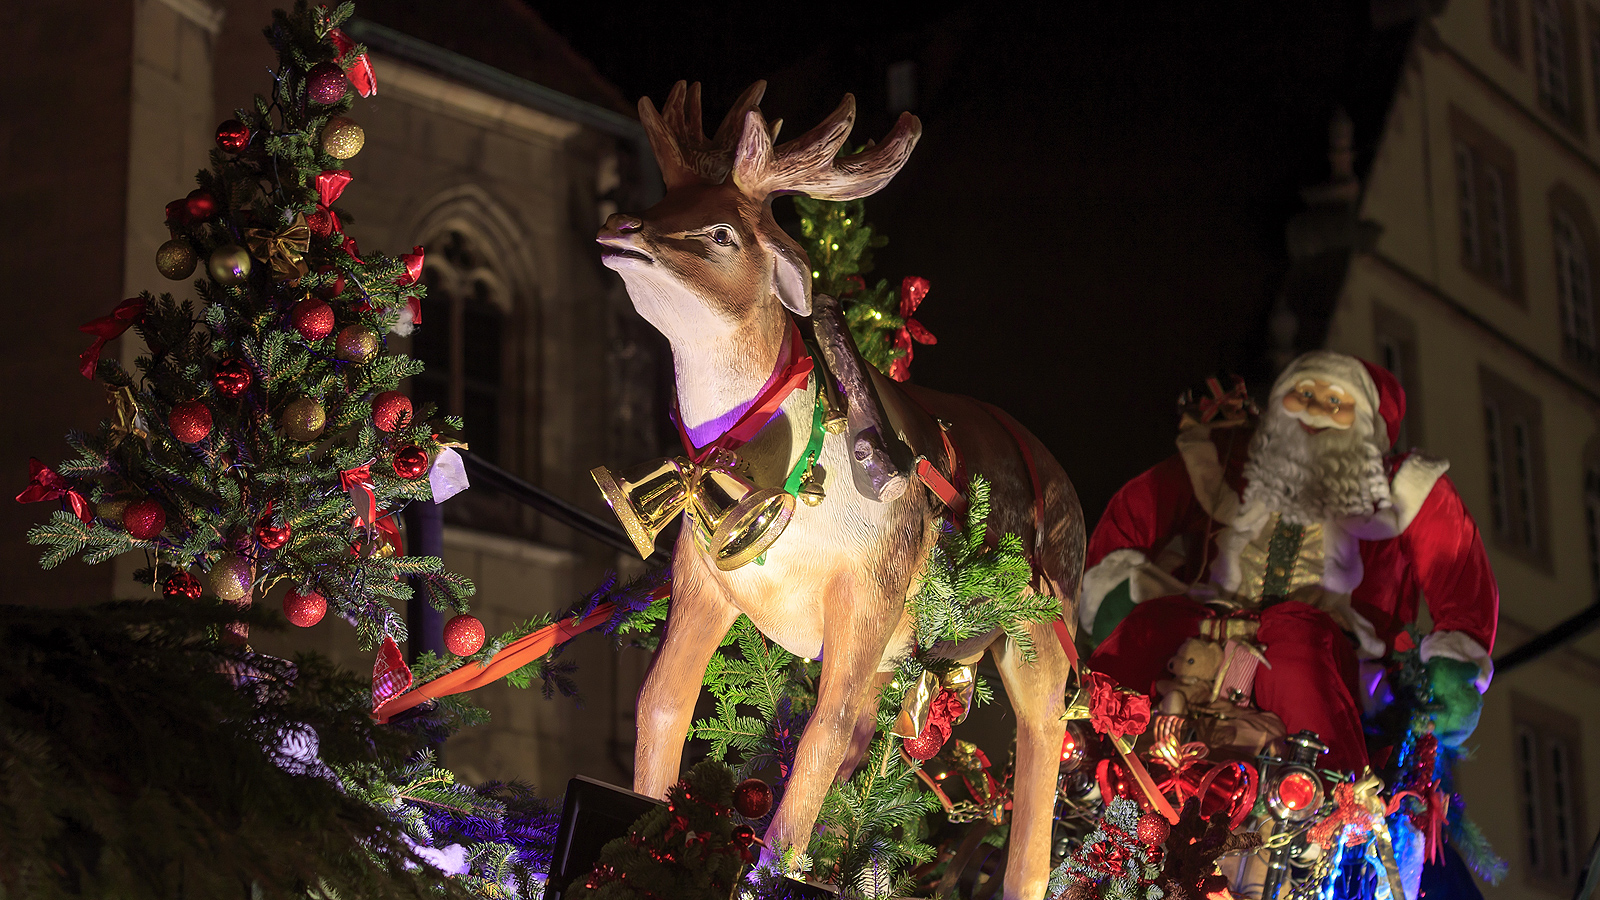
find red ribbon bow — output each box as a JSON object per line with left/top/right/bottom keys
{"left": 903, "top": 688, "right": 966, "bottom": 761}
{"left": 16, "top": 458, "right": 92, "bottom": 523}
{"left": 310, "top": 170, "right": 352, "bottom": 236}
{"left": 78, "top": 297, "right": 147, "bottom": 379}
{"left": 340, "top": 236, "right": 364, "bottom": 264}
{"left": 889, "top": 275, "right": 936, "bottom": 382}
{"left": 329, "top": 28, "right": 377, "bottom": 97}
{"left": 397, "top": 246, "right": 425, "bottom": 287}
{"left": 340, "top": 462, "right": 378, "bottom": 527}
{"left": 1087, "top": 670, "right": 1152, "bottom": 738}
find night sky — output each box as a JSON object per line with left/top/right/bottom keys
{"left": 536, "top": 1, "right": 1388, "bottom": 522}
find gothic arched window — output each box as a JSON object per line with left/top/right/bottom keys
{"left": 413, "top": 230, "right": 511, "bottom": 464}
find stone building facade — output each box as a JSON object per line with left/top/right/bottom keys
{"left": 0, "top": 0, "right": 664, "bottom": 796}
{"left": 1309, "top": 1, "right": 1600, "bottom": 893}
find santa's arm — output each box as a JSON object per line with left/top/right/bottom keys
{"left": 1082, "top": 455, "right": 1192, "bottom": 638}
{"left": 1399, "top": 471, "right": 1499, "bottom": 691}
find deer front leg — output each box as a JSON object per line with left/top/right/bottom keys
{"left": 993, "top": 619, "right": 1072, "bottom": 900}
{"left": 633, "top": 560, "right": 740, "bottom": 799}
{"left": 764, "top": 572, "right": 896, "bottom": 860}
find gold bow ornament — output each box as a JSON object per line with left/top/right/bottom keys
{"left": 891, "top": 664, "right": 977, "bottom": 740}
{"left": 591, "top": 447, "right": 794, "bottom": 571}
{"left": 245, "top": 212, "right": 312, "bottom": 282}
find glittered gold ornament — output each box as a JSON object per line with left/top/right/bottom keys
{"left": 156, "top": 239, "right": 197, "bottom": 280}
{"left": 96, "top": 499, "right": 130, "bottom": 521}
{"left": 334, "top": 325, "right": 381, "bottom": 363}
{"left": 320, "top": 116, "right": 365, "bottom": 159}
{"left": 208, "top": 244, "right": 253, "bottom": 284}
{"left": 281, "top": 396, "right": 326, "bottom": 441}
{"left": 208, "top": 552, "right": 253, "bottom": 601}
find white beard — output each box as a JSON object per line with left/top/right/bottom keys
{"left": 1240, "top": 408, "right": 1391, "bottom": 526}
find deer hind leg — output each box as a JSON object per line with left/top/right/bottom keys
{"left": 764, "top": 571, "right": 898, "bottom": 860}
{"left": 633, "top": 558, "right": 740, "bottom": 799}
{"left": 993, "top": 619, "right": 1071, "bottom": 900}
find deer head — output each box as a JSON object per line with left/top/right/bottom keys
{"left": 599, "top": 81, "right": 921, "bottom": 349}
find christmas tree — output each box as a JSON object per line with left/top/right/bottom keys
{"left": 570, "top": 760, "right": 756, "bottom": 900}
{"left": 19, "top": 0, "right": 473, "bottom": 653}
{"left": 793, "top": 196, "right": 935, "bottom": 381}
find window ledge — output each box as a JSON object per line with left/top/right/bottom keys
{"left": 441, "top": 525, "right": 579, "bottom": 569}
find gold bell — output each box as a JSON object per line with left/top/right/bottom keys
{"left": 591, "top": 457, "right": 692, "bottom": 559}
{"left": 689, "top": 464, "right": 796, "bottom": 571}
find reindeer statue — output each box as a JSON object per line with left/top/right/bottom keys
{"left": 595, "top": 81, "right": 1084, "bottom": 900}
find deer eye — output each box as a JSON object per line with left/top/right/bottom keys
{"left": 708, "top": 226, "right": 736, "bottom": 247}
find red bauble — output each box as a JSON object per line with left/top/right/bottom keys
{"left": 291, "top": 298, "right": 335, "bottom": 341}
{"left": 314, "top": 267, "right": 346, "bottom": 298}
{"left": 307, "top": 207, "right": 335, "bottom": 238}
{"left": 393, "top": 446, "right": 429, "bottom": 479}
{"left": 122, "top": 499, "right": 166, "bottom": 540}
{"left": 372, "top": 391, "right": 413, "bottom": 432}
{"left": 212, "top": 358, "right": 253, "bottom": 398}
{"left": 1136, "top": 811, "right": 1171, "bottom": 847}
{"left": 163, "top": 571, "right": 202, "bottom": 600}
{"left": 255, "top": 516, "right": 291, "bottom": 550}
{"left": 169, "top": 401, "right": 213, "bottom": 443}
{"left": 306, "top": 61, "right": 350, "bottom": 106}
{"left": 284, "top": 588, "right": 327, "bottom": 627}
{"left": 185, "top": 189, "right": 218, "bottom": 222}
{"left": 216, "top": 119, "right": 251, "bottom": 153}
{"left": 733, "top": 778, "right": 773, "bottom": 818}
{"left": 443, "top": 614, "right": 486, "bottom": 656}
{"left": 165, "top": 198, "right": 191, "bottom": 225}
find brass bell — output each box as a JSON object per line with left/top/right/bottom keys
{"left": 798, "top": 479, "right": 826, "bottom": 507}
{"left": 689, "top": 464, "right": 796, "bottom": 571}
{"left": 591, "top": 457, "right": 692, "bottom": 559}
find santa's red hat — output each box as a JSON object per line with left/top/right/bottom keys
{"left": 1268, "top": 351, "right": 1408, "bottom": 450}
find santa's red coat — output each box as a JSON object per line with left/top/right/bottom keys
{"left": 1083, "top": 426, "right": 1498, "bottom": 771}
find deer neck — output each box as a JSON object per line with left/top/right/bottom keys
{"left": 671, "top": 307, "right": 794, "bottom": 449}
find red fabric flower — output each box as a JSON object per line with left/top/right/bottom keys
{"left": 1087, "top": 671, "right": 1152, "bottom": 738}
{"left": 888, "top": 276, "right": 936, "bottom": 382}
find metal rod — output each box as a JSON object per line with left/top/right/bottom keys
{"left": 460, "top": 451, "right": 672, "bottom": 568}
{"left": 1495, "top": 600, "right": 1600, "bottom": 672}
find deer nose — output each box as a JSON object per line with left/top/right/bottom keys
{"left": 602, "top": 213, "right": 642, "bottom": 234}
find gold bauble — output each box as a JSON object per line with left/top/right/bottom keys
{"left": 320, "top": 116, "right": 365, "bottom": 160}
{"left": 281, "top": 396, "right": 326, "bottom": 441}
{"left": 96, "top": 499, "right": 130, "bottom": 521}
{"left": 208, "top": 552, "right": 254, "bottom": 602}
{"left": 334, "top": 325, "right": 381, "bottom": 363}
{"left": 156, "top": 239, "right": 198, "bottom": 280}
{"left": 208, "top": 244, "right": 253, "bottom": 284}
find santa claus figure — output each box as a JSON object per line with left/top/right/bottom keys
{"left": 1082, "top": 351, "right": 1497, "bottom": 773}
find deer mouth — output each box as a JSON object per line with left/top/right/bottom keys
{"left": 599, "top": 243, "right": 654, "bottom": 265}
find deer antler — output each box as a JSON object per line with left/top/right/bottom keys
{"left": 733, "top": 95, "right": 922, "bottom": 201}
{"left": 638, "top": 80, "right": 768, "bottom": 189}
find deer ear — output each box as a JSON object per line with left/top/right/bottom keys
{"left": 767, "top": 233, "right": 812, "bottom": 316}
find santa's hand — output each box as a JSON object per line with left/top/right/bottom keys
{"left": 1426, "top": 657, "right": 1483, "bottom": 747}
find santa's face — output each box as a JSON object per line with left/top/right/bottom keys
{"left": 1280, "top": 378, "right": 1359, "bottom": 434}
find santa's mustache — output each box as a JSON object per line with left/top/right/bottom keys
{"left": 1284, "top": 407, "right": 1353, "bottom": 432}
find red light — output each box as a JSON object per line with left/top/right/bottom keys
{"left": 1276, "top": 771, "right": 1318, "bottom": 810}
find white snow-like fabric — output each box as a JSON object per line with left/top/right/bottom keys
{"left": 1420, "top": 630, "right": 1494, "bottom": 692}
{"left": 1079, "top": 548, "right": 1148, "bottom": 631}
{"left": 429, "top": 447, "right": 470, "bottom": 503}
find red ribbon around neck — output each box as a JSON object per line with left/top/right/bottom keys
{"left": 16, "top": 458, "right": 92, "bottom": 523}
{"left": 673, "top": 323, "right": 814, "bottom": 464}
{"left": 78, "top": 297, "right": 147, "bottom": 379}
{"left": 340, "top": 462, "right": 377, "bottom": 527}
{"left": 889, "top": 276, "right": 936, "bottom": 383}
